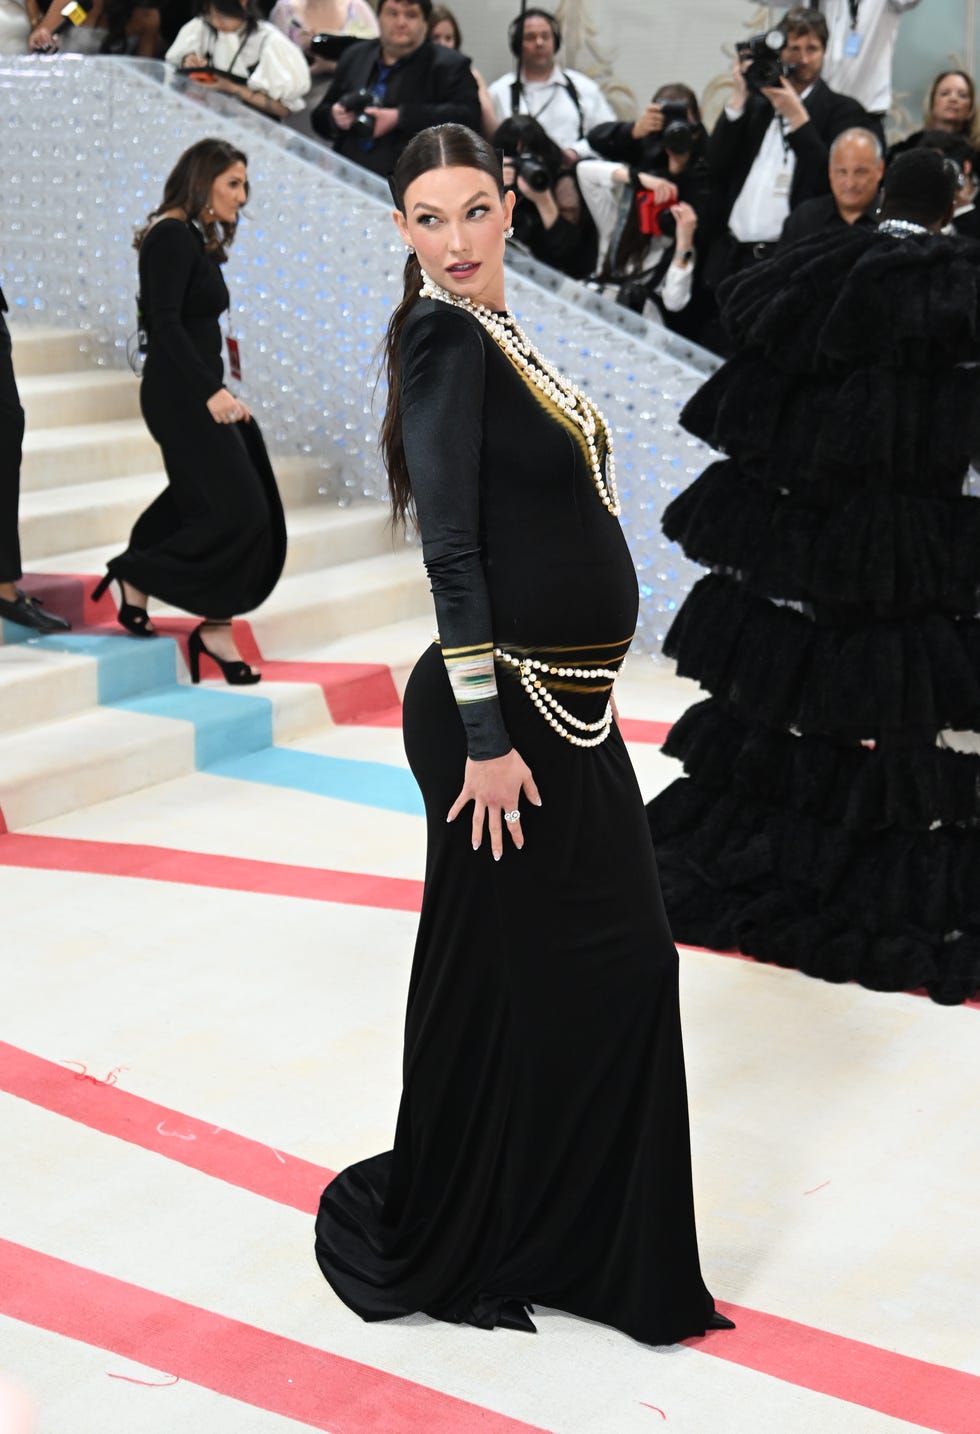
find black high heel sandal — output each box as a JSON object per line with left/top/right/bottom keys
{"left": 92, "top": 571, "right": 157, "bottom": 638}
{"left": 188, "top": 621, "right": 261, "bottom": 686}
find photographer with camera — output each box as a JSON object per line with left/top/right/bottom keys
{"left": 705, "top": 7, "right": 871, "bottom": 296}
{"left": 488, "top": 9, "right": 616, "bottom": 168}
{"left": 493, "top": 114, "right": 596, "bottom": 278}
{"left": 311, "top": 0, "right": 479, "bottom": 175}
{"left": 578, "top": 83, "right": 712, "bottom": 337}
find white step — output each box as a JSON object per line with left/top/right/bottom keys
{"left": 7, "top": 326, "right": 93, "bottom": 377}
{"left": 0, "top": 640, "right": 99, "bottom": 735}
{"left": 245, "top": 549, "right": 431, "bottom": 657}
{"left": 18, "top": 473, "right": 164, "bottom": 563}
{"left": 0, "top": 664, "right": 331, "bottom": 826}
{"left": 0, "top": 705, "right": 195, "bottom": 828}
{"left": 18, "top": 369, "right": 142, "bottom": 429}
{"left": 22, "top": 419, "right": 162, "bottom": 491}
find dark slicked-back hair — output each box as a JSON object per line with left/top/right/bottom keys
{"left": 382, "top": 125, "right": 506, "bottom": 528}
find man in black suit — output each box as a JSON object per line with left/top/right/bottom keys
{"left": 311, "top": 0, "right": 480, "bottom": 177}
{"left": 0, "top": 284, "right": 70, "bottom": 634}
{"left": 704, "top": 7, "right": 872, "bottom": 288}
{"left": 779, "top": 125, "right": 884, "bottom": 245}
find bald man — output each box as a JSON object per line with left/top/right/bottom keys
{"left": 779, "top": 125, "right": 884, "bottom": 245}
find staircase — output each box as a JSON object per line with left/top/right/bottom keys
{"left": 0, "top": 328, "right": 435, "bottom": 830}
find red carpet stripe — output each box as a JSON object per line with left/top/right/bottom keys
{"left": 0, "top": 1240, "right": 549, "bottom": 1434}
{"left": 0, "top": 1040, "right": 333, "bottom": 1213}
{"left": 3, "top": 1038, "right": 979, "bottom": 1432}
{"left": 2, "top": 833, "right": 977, "bottom": 1009}
{"left": 0, "top": 833, "right": 424, "bottom": 913}
{"left": 617, "top": 716, "right": 672, "bottom": 744}
{"left": 686, "top": 1304, "right": 980, "bottom": 1434}
{"left": 20, "top": 573, "right": 671, "bottom": 738}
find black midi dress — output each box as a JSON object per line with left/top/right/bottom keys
{"left": 315, "top": 298, "right": 719, "bottom": 1346}
{"left": 647, "top": 227, "right": 980, "bottom": 1006}
{"left": 106, "top": 218, "right": 285, "bottom": 618}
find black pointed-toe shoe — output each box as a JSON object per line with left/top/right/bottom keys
{"left": 0, "top": 588, "right": 71, "bottom": 633}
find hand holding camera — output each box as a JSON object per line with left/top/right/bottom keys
{"left": 632, "top": 102, "right": 664, "bottom": 141}
{"left": 332, "top": 87, "right": 398, "bottom": 140}
{"left": 760, "top": 75, "right": 809, "bottom": 131}
{"left": 636, "top": 174, "right": 679, "bottom": 207}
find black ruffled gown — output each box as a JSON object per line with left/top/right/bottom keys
{"left": 105, "top": 218, "right": 285, "bottom": 618}
{"left": 647, "top": 227, "right": 980, "bottom": 1006}
{"left": 315, "top": 298, "right": 721, "bottom": 1345}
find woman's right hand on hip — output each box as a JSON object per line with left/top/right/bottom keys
{"left": 448, "top": 750, "right": 542, "bottom": 862}
{"left": 207, "top": 388, "right": 252, "bottom": 424}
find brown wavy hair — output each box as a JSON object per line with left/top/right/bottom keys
{"left": 381, "top": 124, "right": 505, "bottom": 529}
{"left": 134, "top": 138, "right": 249, "bottom": 262}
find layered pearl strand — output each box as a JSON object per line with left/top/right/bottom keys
{"left": 494, "top": 647, "right": 618, "bottom": 748}
{"left": 419, "top": 274, "right": 621, "bottom": 518}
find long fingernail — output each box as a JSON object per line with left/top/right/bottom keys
{"left": 473, "top": 842, "right": 480, "bottom": 851}
{"left": 494, "top": 851, "right": 501, "bottom": 862}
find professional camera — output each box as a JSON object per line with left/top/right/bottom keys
{"left": 337, "top": 86, "right": 378, "bottom": 140}
{"left": 507, "top": 152, "right": 552, "bottom": 193}
{"left": 635, "top": 192, "right": 677, "bottom": 241}
{"left": 736, "top": 29, "right": 797, "bottom": 93}
{"left": 658, "top": 99, "right": 695, "bottom": 158}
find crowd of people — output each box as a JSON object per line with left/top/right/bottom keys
{"left": 5, "top": 1, "right": 977, "bottom": 351}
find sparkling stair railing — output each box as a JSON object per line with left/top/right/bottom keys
{"left": 0, "top": 56, "right": 715, "bottom": 650}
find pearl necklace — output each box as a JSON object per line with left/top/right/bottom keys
{"left": 494, "top": 646, "right": 617, "bottom": 748}
{"left": 877, "top": 218, "right": 929, "bottom": 238}
{"left": 419, "top": 275, "right": 620, "bottom": 517}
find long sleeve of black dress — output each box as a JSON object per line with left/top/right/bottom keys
{"left": 139, "top": 222, "right": 225, "bottom": 403}
{"left": 399, "top": 302, "right": 512, "bottom": 762}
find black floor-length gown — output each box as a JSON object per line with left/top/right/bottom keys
{"left": 647, "top": 226, "right": 980, "bottom": 1006}
{"left": 315, "top": 298, "right": 720, "bottom": 1345}
{"left": 106, "top": 218, "right": 285, "bottom": 617}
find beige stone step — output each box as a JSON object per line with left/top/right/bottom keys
{"left": 7, "top": 325, "right": 93, "bottom": 377}
{"left": 18, "top": 474, "right": 164, "bottom": 563}
{"left": 245, "top": 549, "right": 431, "bottom": 658}
{"left": 0, "top": 705, "right": 194, "bottom": 828}
{"left": 17, "top": 496, "right": 397, "bottom": 583}
{"left": 18, "top": 369, "right": 142, "bottom": 429}
{"left": 21, "top": 419, "right": 162, "bottom": 491}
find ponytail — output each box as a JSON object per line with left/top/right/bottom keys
{"left": 380, "top": 249, "right": 424, "bottom": 530}
{"left": 378, "top": 123, "right": 506, "bottom": 531}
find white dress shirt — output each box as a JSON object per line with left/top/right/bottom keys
{"left": 726, "top": 100, "right": 809, "bottom": 244}
{"left": 820, "top": 0, "right": 923, "bottom": 114}
{"left": 488, "top": 65, "right": 616, "bottom": 160}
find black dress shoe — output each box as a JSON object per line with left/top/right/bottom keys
{"left": 0, "top": 588, "right": 72, "bottom": 633}
{"left": 706, "top": 1310, "right": 736, "bottom": 1331}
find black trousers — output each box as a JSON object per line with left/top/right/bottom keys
{"left": 0, "top": 314, "right": 24, "bottom": 583}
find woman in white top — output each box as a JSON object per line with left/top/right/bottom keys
{"left": 167, "top": 0, "right": 311, "bottom": 120}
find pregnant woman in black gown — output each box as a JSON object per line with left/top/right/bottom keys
{"left": 314, "top": 125, "right": 732, "bottom": 1345}
{"left": 94, "top": 139, "right": 286, "bottom": 683}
